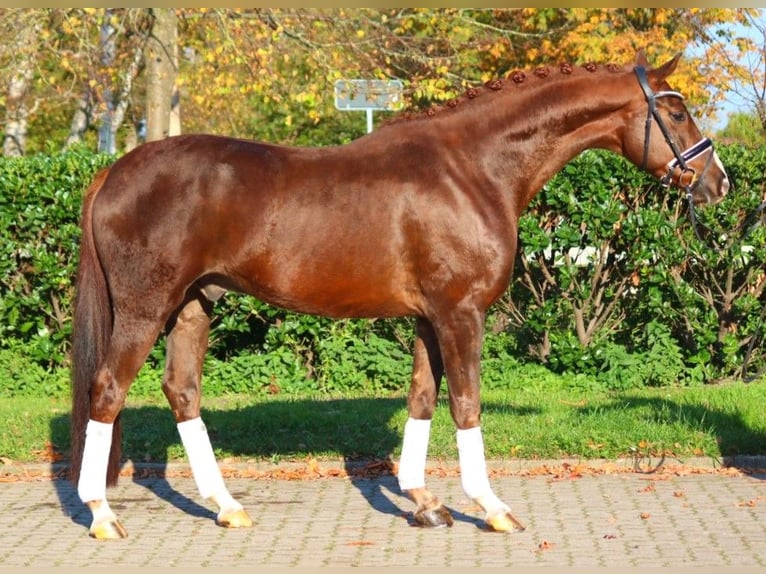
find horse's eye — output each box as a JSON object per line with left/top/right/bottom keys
{"left": 670, "top": 111, "right": 686, "bottom": 123}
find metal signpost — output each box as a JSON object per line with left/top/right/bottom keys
{"left": 334, "top": 79, "right": 404, "bottom": 133}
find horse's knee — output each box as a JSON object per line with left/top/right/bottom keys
{"left": 161, "top": 345, "right": 202, "bottom": 420}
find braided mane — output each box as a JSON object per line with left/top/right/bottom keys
{"left": 385, "top": 61, "right": 626, "bottom": 126}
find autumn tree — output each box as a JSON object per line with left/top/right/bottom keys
{"left": 692, "top": 8, "right": 765, "bottom": 134}
{"left": 0, "top": 8, "right": 150, "bottom": 154}
{"left": 174, "top": 8, "right": 747, "bottom": 144}
{"left": 0, "top": 8, "right": 752, "bottom": 154}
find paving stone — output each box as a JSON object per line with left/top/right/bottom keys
{"left": 1, "top": 464, "right": 765, "bottom": 566}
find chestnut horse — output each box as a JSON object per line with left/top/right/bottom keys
{"left": 70, "top": 50, "right": 729, "bottom": 539}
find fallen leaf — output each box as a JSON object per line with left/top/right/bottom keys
{"left": 30, "top": 442, "right": 64, "bottom": 463}
{"left": 640, "top": 512, "right": 651, "bottom": 520}
{"left": 536, "top": 540, "right": 555, "bottom": 553}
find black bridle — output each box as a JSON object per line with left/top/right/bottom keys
{"left": 634, "top": 65, "right": 715, "bottom": 192}
{"left": 634, "top": 65, "right": 721, "bottom": 247}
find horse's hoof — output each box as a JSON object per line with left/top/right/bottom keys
{"left": 216, "top": 508, "right": 254, "bottom": 528}
{"left": 414, "top": 505, "right": 454, "bottom": 528}
{"left": 485, "top": 510, "right": 526, "bottom": 533}
{"left": 89, "top": 519, "right": 128, "bottom": 540}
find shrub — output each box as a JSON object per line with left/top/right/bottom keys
{"left": 0, "top": 146, "right": 114, "bottom": 369}
{"left": 1, "top": 144, "right": 764, "bottom": 397}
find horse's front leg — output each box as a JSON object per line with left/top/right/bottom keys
{"left": 163, "top": 293, "right": 252, "bottom": 529}
{"left": 436, "top": 306, "right": 526, "bottom": 533}
{"left": 398, "top": 318, "right": 453, "bottom": 527}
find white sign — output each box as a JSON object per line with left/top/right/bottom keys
{"left": 334, "top": 79, "right": 403, "bottom": 111}
{"left": 334, "top": 79, "right": 404, "bottom": 133}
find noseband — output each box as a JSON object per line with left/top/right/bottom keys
{"left": 634, "top": 66, "right": 714, "bottom": 191}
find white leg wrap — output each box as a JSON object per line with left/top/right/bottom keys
{"left": 397, "top": 417, "right": 431, "bottom": 491}
{"left": 456, "top": 426, "right": 491, "bottom": 499}
{"left": 177, "top": 417, "right": 238, "bottom": 511}
{"left": 77, "top": 420, "right": 113, "bottom": 503}
{"left": 457, "top": 426, "right": 509, "bottom": 515}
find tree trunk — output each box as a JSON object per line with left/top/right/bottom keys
{"left": 757, "top": 98, "right": 766, "bottom": 136}
{"left": 144, "top": 8, "right": 178, "bottom": 142}
{"left": 3, "top": 18, "right": 39, "bottom": 157}
{"left": 65, "top": 91, "right": 92, "bottom": 149}
{"left": 109, "top": 42, "right": 145, "bottom": 151}
{"left": 97, "top": 9, "right": 117, "bottom": 153}
{"left": 168, "top": 24, "right": 181, "bottom": 137}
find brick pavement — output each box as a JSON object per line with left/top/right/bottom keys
{"left": 1, "top": 459, "right": 765, "bottom": 567}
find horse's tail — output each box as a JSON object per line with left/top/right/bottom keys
{"left": 69, "top": 167, "right": 122, "bottom": 487}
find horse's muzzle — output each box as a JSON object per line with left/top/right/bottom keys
{"left": 688, "top": 150, "right": 730, "bottom": 206}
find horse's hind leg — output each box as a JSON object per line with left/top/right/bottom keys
{"left": 163, "top": 289, "right": 252, "bottom": 529}
{"left": 79, "top": 316, "right": 164, "bottom": 539}
{"left": 398, "top": 318, "right": 453, "bottom": 527}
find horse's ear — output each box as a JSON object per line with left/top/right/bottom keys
{"left": 634, "top": 49, "right": 681, "bottom": 81}
{"left": 652, "top": 52, "right": 682, "bottom": 80}
{"left": 635, "top": 48, "right": 650, "bottom": 68}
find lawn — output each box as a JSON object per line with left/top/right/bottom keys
{"left": 2, "top": 380, "right": 764, "bottom": 465}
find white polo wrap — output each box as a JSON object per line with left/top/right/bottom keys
{"left": 177, "top": 417, "right": 229, "bottom": 500}
{"left": 456, "top": 426, "right": 492, "bottom": 499}
{"left": 77, "top": 419, "right": 113, "bottom": 503}
{"left": 397, "top": 417, "right": 432, "bottom": 491}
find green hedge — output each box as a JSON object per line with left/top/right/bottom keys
{"left": 1, "top": 144, "right": 764, "bottom": 397}
{"left": 506, "top": 145, "right": 766, "bottom": 388}
{"left": 1, "top": 148, "right": 114, "bottom": 368}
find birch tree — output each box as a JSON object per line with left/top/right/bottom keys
{"left": 2, "top": 10, "right": 40, "bottom": 156}
{"left": 144, "top": 8, "right": 178, "bottom": 141}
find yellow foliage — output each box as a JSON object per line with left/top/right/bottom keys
{"left": 10, "top": 7, "right": 753, "bottom": 147}
{"left": 489, "top": 42, "right": 505, "bottom": 59}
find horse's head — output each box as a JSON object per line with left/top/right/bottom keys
{"left": 624, "top": 50, "right": 729, "bottom": 206}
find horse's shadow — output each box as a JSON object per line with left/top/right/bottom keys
{"left": 51, "top": 396, "right": 489, "bottom": 531}
{"left": 52, "top": 390, "right": 766, "bottom": 532}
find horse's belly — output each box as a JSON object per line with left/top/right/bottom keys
{"left": 249, "top": 272, "right": 419, "bottom": 319}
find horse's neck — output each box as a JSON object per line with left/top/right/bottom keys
{"left": 452, "top": 71, "right": 634, "bottom": 212}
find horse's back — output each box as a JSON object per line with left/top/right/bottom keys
{"left": 90, "top": 134, "right": 437, "bottom": 318}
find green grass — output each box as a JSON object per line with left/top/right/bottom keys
{"left": 2, "top": 380, "right": 766, "bottom": 465}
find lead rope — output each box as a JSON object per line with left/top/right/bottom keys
{"left": 683, "top": 149, "right": 722, "bottom": 252}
